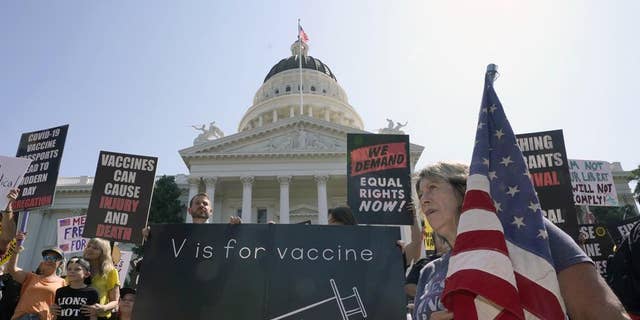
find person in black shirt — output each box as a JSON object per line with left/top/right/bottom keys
{"left": 52, "top": 257, "right": 99, "bottom": 320}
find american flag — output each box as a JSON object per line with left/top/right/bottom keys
{"left": 59, "top": 218, "right": 71, "bottom": 227}
{"left": 298, "top": 21, "right": 309, "bottom": 43}
{"left": 442, "top": 65, "right": 567, "bottom": 319}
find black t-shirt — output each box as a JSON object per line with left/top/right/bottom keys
{"left": 0, "top": 273, "right": 22, "bottom": 320}
{"left": 607, "top": 220, "right": 640, "bottom": 315}
{"left": 55, "top": 286, "right": 100, "bottom": 320}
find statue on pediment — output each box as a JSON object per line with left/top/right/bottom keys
{"left": 192, "top": 121, "right": 225, "bottom": 145}
{"left": 378, "top": 119, "right": 408, "bottom": 134}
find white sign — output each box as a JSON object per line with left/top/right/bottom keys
{"left": 569, "top": 159, "right": 619, "bottom": 206}
{"left": 57, "top": 215, "right": 89, "bottom": 253}
{"left": 116, "top": 250, "right": 133, "bottom": 284}
{"left": 0, "top": 155, "right": 32, "bottom": 210}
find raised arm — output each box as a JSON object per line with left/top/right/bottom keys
{"left": 400, "top": 201, "right": 423, "bottom": 265}
{"left": 6, "top": 232, "right": 28, "bottom": 283}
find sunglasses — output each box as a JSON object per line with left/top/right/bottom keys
{"left": 42, "top": 255, "right": 61, "bottom": 262}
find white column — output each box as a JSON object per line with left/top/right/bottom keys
{"left": 186, "top": 176, "right": 200, "bottom": 223}
{"left": 290, "top": 106, "right": 295, "bottom": 117}
{"left": 241, "top": 176, "right": 254, "bottom": 222}
{"left": 272, "top": 109, "right": 278, "bottom": 123}
{"left": 324, "top": 108, "right": 331, "bottom": 121}
{"left": 258, "top": 115, "right": 263, "bottom": 127}
{"left": 308, "top": 105, "right": 313, "bottom": 117}
{"left": 278, "top": 176, "right": 292, "bottom": 224}
{"left": 315, "top": 175, "right": 329, "bottom": 225}
{"left": 203, "top": 176, "right": 217, "bottom": 223}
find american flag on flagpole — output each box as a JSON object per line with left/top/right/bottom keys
{"left": 298, "top": 21, "right": 309, "bottom": 43}
{"left": 442, "top": 65, "right": 567, "bottom": 319}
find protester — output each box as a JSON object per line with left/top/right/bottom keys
{"left": 52, "top": 257, "right": 99, "bottom": 320}
{"left": 0, "top": 264, "right": 22, "bottom": 320}
{"left": 82, "top": 239, "right": 119, "bottom": 320}
{"left": 7, "top": 232, "right": 65, "bottom": 320}
{"left": 328, "top": 207, "right": 357, "bottom": 225}
{"left": 412, "top": 162, "right": 629, "bottom": 320}
{"left": 607, "top": 221, "right": 640, "bottom": 319}
{"left": 113, "top": 288, "right": 135, "bottom": 320}
{"left": 1, "top": 188, "right": 19, "bottom": 256}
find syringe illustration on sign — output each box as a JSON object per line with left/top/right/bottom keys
{"left": 270, "top": 279, "right": 367, "bottom": 320}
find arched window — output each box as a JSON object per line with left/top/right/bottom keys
{"left": 285, "top": 86, "right": 291, "bottom": 92}
{"left": 275, "top": 89, "right": 279, "bottom": 94}
{"left": 310, "top": 86, "right": 316, "bottom": 92}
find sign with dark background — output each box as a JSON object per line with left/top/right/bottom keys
{"left": 607, "top": 215, "right": 640, "bottom": 245}
{"left": 347, "top": 134, "right": 412, "bottom": 225}
{"left": 515, "top": 130, "right": 578, "bottom": 240}
{"left": 83, "top": 151, "right": 157, "bottom": 244}
{"left": 133, "top": 224, "right": 406, "bottom": 320}
{"left": 14, "top": 124, "right": 68, "bottom": 210}
{"left": 578, "top": 224, "right": 614, "bottom": 277}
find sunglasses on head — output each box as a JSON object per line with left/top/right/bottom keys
{"left": 42, "top": 255, "right": 61, "bottom": 262}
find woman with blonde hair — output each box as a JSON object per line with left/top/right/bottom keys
{"left": 81, "top": 239, "right": 119, "bottom": 320}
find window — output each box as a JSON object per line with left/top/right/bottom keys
{"left": 322, "top": 89, "right": 327, "bottom": 94}
{"left": 310, "top": 86, "right": 316, "bottom": 92}
{"left": 236, "top": 208, "right": 242, "bottom": 216}
{"left": 286, "top": 86, "right": 291, "bottom": 92}
{"left": 257, "top": 208, "right": 267, "bottom": 224}
{"left": 275, "top": 89, "right": 279, "bottom": 94}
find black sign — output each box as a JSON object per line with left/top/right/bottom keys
{"left": 578, "top": 224, "right": 614, "bottom": 277}
{"left": 347, "top": 134, "right": 412, "bottom": 225}
{"left": 13, "top": 124, "right": 68, "bottom": 210}
{"left": 83, "top": 151, "right": 157, "bottom": 244}
{"left": 515, "top": 130, "right": 579, "bottom": 240}
{"left": 607, "top": 215, "right": 640, "bottom": 245}
{"left": 134, "top": 224, "right": 405, "bottom": 320}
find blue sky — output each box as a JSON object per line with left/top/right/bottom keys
{"left": 2, "top": 1, "right": 638, "bottom": 178}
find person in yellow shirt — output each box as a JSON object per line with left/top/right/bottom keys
{"left": 81, "top": 239, "right": 119, "bottom": 320}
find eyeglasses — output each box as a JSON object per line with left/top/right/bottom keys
{"left": 42, "top": 255, "right": 61, "bottom": 262}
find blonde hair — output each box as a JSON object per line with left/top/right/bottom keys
{"left": 85, "top": 238, "right": 115, "bottom": 276}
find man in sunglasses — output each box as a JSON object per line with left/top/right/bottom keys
{"left": 6, "top": 233, "right": 66, "bottom": 320}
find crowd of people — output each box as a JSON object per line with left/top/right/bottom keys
{"left": 0, "top": 162, "right": 639, "bottom": 319}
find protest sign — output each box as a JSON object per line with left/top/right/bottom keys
{"left": 83, "top": 151, "right": 157, "bottom": 244}
{"left": 115, "top": 250, "right": 133, "bottom": 284}
{"left": 134, "top": 224, "right": 405, "bottom": 320}
{"left": 347, "top": 133, "right": 412, "bottom": 225}
{"left": 569, "top": 159, "right": 619, "bottom": 206}
{"left": 607, "top": 215, "right": 640, "bottom": 245}
{"left": 14, "top": 124, "right": 68, "bottom": 210}
{"left": 516, "top": 130, "right": 579, "bottom": 240}
{"left": 0, "top": 155, "right": 32, "bottom": 210}
{"left": 578, "top": 224, "right": 615, "bottom": 277}
{"left": 57, "top": 215, "right": 88, "bottom": 254}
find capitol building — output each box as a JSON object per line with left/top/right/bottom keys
{"left": 16, "top": 40, "right": 638, "bottom": 273}
{"left": 18, "top": 40, "right": 425, "bottom": 271}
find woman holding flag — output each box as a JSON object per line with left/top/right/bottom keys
{"left": 412, "top": 65, "right": 628, "bottom": 320}
{"left": 412, "top": 162, "right": 628, "bottom": 319}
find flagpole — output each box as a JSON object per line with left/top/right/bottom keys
{"left": 298, "top": 19, "right": 304, "bottom": 116}
{"left": 486, "top": 63, "right": 499, "bottom": 85}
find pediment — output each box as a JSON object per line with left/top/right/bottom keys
{"left": 178, "top": 116, "right": 425, "bottom": 164}
{"left": 179, "top": 117, "right": 359, "bottom": 158}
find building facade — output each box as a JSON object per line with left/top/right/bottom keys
{"left": 17, "top": 40, "right": 424, "bottom": 271}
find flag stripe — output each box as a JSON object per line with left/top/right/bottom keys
{"left": 452, "top": 230, "right": 509, "bottom": 255}
{"left": 462, "top": 189, "right": 496, "bottom": 213}
{"left": 457, "top": 208, "right": 504, "bottom": 234}
{"left": 447, "top": 249, "right": 517, "bottom": 288}
{"left": 444, "top": 270, "right": 524, "bottom": 319}
{"left": 515, "top": 273, "right": 566, "bottom": 319}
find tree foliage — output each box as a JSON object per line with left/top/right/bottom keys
{"left": 130, "top": 175, "right": 185, "bottom": 282}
